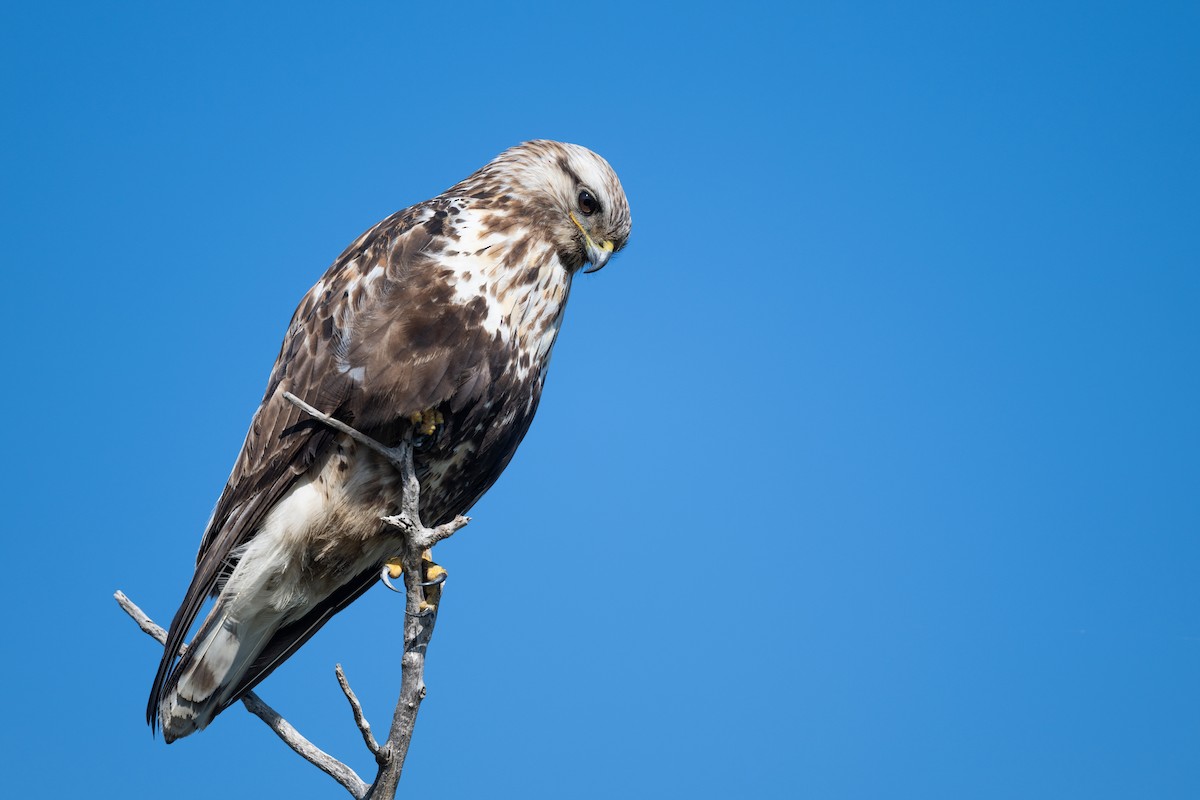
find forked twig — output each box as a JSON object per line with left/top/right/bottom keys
{"left": 337, "top": 663, "right": 380, "bottom": 756}
{"left": 115, "top": 591, "right": 369, "bottom": 798}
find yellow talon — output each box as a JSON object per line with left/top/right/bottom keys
{"left": 385, "top": 553, "right": 441, "bottom": 578}
{"left": 407, "top": 408, "right": 444, "bottom": 437}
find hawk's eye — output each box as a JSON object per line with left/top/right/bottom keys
{"left": 577, "top": 189, "right": 599, "bottom": 216}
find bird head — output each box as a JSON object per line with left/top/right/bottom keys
{"left": 462, "top": 140, "right": 632, "bottom": 273}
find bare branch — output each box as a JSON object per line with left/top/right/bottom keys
{"left": 282, "top": 391, "right": 415, "bottom": 484}
{"left": 114, "top": 590, "right": 171, "bottom": 648}
{"left": 336, "top": 664, "right": 380, "bottom": 756}
{"left": 287, "top": 388, "right": 468, "bottom": 789}
{"left": 242, "top": 693, "right": 369, "bottom": 799}
{"left": 381, "top": 513, "right": 470, "bottom": 552}
{"left": 362, "top": 556, "right": 442, "bottom": 799}
{"left": 114, "top": 592, "right": 368, "bottom": 799}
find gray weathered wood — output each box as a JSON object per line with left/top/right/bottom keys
{"left": 115, "top": 591, "right": 369, "bottom": 798}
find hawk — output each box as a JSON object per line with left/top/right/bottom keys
{"left": 148, "top": 140, "right": 631, "bottom": 742}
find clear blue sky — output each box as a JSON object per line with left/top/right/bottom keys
{"left": 2, "top": 1, "right": 1197, "bottom": 797}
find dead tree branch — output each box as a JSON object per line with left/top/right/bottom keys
{"left": 337, "top": 664, "right": 381, "bottom": 757}
{"left": 115, "top": 591, "right": 370, "bottom": 798}
{"left": 117, "top": 393, "right": 467, "bottom": 798}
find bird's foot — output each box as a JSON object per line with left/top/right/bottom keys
{"left": 407, "top": 408, "right": 444, "bottom": 440}
{"left": 381, "top": 550, "right": 447, "bottom": 610}
{"left": 418, "top": 551, "right": 447, "bottom": 609}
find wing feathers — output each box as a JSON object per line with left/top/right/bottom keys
{"left": 147, "top": 219, "right": 436, "bottom": 730}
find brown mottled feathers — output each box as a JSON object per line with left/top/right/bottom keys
{"left": 147, "top": 140, "right": 632, "bottom": 734}
{"left": 149, "top": 218, "right": 469, "bottom": 726}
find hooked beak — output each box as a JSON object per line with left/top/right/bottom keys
{"left": 570, "top": 212, "right": 615, "bottom": 273}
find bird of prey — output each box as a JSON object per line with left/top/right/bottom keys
{"left": 148, "top": 140, "right": 631, "bottom": 742}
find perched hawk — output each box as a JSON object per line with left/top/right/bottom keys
{"left": 149, "top": 140, "right": 631, "bottom": 742}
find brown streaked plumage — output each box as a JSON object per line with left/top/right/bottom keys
{"left": 149, "top": 140, "right": 631, "bottom": 741}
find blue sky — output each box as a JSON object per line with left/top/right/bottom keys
{"left": 2, "top": 1, "right": 1197, "bottom": 797}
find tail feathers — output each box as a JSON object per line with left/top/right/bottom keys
{"left": 152, "top": 563, "right": 385, "bottom": 742}
{"left": 158, "top": 606, "right": 281, "bottom": 743}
